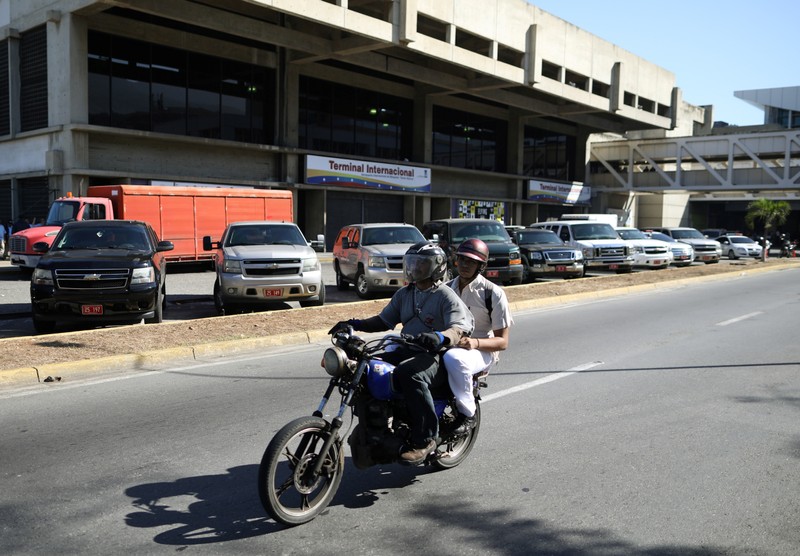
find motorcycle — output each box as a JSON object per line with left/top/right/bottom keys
{"left": 779, "top": 237, "right": 795, "bottom": 258}
{"left": 257, "top": 327, "right": 485, "bottom": 526}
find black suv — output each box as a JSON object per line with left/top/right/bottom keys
{"left": 30, "top": 220, "right": 174, "bottom": 334}
{"left": 421, "top": 218, "right": 523, "bottom": 285}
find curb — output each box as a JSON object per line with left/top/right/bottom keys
{"left": 2, "top": 261, "right": 798, "bottom": 387}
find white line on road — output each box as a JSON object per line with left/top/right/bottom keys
{"left": 481, "top": 361, "right": 604, "bottom": 404}
{"left": 715, "top": 311, "right": 764, "bottom": 327}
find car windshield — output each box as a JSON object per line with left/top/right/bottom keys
{"left": 517, "top": 230, "right": 562, "bottom": 245}
{"left": 362, "top": 226, "right": 425, "bottom": 245}
{"left": 450, "top": 221, "right": 511, "bottom": 243}
{"left": 730, "top": 236, "right": 755, "bottom": 244}
{"left": 572, "top": 223, "right": 618, "bottom": 240}
{"left": 648, "top": 232, "right": 674, "bottom": 243}
{"left": 617, "top": 228, "right": 647, "bottom": 240}
{"left": 671, "top": 229, "right": 705, "bottom": 239}
{"left": 53, "top": 226, "right": 150, "bottom": 251}
{"left": 227, "top": 225, "right": 306, "bottom": 246}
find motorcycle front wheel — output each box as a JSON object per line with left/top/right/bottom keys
{"left": 432, "top": 402, "right": 481, "bottom": 470}
{"left": 258, "top": 416, "right": 344, "bottom": 526}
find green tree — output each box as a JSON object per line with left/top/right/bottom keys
{"left": 744, "top": 198, "right": 791, "bottom": 236}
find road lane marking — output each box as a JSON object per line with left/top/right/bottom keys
{"left": 715, "top": 311, "right": 763, "bottom": 327}
{"left": 481, "top": 361, "right": 604, "bottom": 404}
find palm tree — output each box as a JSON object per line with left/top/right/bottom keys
{"left": 744, "top": 198, "right": 791, "bottom": 237}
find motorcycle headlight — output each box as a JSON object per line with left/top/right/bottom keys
{"left": 322, "top": 346, "right": 349, "bottom": 377}
{"left": 131, "top": 266, "right": 155, "bottom": 285}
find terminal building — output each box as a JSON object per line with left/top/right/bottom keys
{"left": 1, "top": 0, "right": 796, "bottom": 245}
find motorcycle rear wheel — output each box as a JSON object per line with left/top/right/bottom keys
{"left": 258, "top": 416, "right": 344, "bottom": 526}
{"left": 432, "top": 402, "right": 481, "bottom": 470}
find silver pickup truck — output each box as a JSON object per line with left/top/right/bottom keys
{"left": 203, "top": 221, "right": 324, "bottom": 315}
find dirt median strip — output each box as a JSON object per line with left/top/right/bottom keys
{"left": 2, "top": 260, "right": 798, "bottom": 386}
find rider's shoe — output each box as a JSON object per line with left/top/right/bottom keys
{"left": 399, "top": 439, "right": 436, "bottom": 465}
{"left": 451, "top": 413, "right": 476, "bottom": 436}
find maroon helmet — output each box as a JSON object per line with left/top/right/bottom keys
{"left": 456, "top": 238, "right": 489, "bottom": 274}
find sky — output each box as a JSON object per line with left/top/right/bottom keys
{"left": 529, "top": 0, "right": 797, "bottom": 126}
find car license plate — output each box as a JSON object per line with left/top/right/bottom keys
{"left": 487, "top": 270, "right": 499, "bottom": 278}
{"left": 264, "top": 288, "right": 282, "bottom": 298}
{"left": 609, "top": 264, "right": 619, "bottom": 270}
{"left": 81, "top": 304, "right": 103, "bottom": 315}
{"left": 555, "top": 265, "right": 567, "bottom": 272}
{"left": 702, "top": 255, "right": 712, "bottom": 261}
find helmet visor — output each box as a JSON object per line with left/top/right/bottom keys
{"left": 404, "top": 253, "right": 433, "bottom": 282}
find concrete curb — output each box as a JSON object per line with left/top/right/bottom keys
{"left": 2, "top": 261, "right": 798, "bottom": 386}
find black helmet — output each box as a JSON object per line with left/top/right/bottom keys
{"left": 403, "top": 241, "right": 448, "bottom": 283}
{"left": 456, "top": 238, "right": 489, "bottom": 274}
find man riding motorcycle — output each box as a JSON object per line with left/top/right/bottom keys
{"left": 328, "top": 241, "right": 473, "bottom": 465}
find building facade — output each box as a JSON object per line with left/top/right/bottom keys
{"left": 1, "top": 0, "right": 700, "bottom": 246}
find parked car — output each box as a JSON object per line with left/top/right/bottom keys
{"left": 422, "top": 218, "right": 523, "bottom": 285}
{"left": 648, "top": 227, "right": 721, "bottom": 264}
{"left": 643, "top": 231, "right": 695, "bottom": 267}
{"left": 332, "top": 223, "right": 426, "bottom": 298}
{"left": 30, "top": 220, "right": 174, "bottom": 334}
{"left": 701, "top": 228, "right": 727, "bottom": 239}
{"left": 514, "top": 228, "right": 584, "bottom": 281}
{"left": 615, "top": 227, "right": 672, "bottom": 269}
{"left": 715, "top": 234, "right": 763, "bottom": 259}
{"left": 203, "top": 221, "right": 323, "bottom": 315}
{"left": 528, "top": 220, "right": 634, "bottom": 273}
{"left": 504, "top": 225, "right": 527, "bottom": 242}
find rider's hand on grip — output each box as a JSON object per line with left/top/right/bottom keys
{"left": 328, "top": 319, "right": 360, "bottom": 335}
{"left": 414, "top": 331, "right": 444, "bottom": 351}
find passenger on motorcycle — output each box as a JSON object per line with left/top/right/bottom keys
{"left": 328, "top": 241, "right": 474, "bottom": 465}
{"left": 444, "top": 238, "right": 513, "bottom": 434}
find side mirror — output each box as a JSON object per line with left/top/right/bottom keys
{"left": 202, "top": 236, "right": 218, "bottom": 251}
{"left": 157, "top": 240, "right": 174, "bottom": 252}
{"left": 32, "top": 241, "right": 50, "bottom": 253}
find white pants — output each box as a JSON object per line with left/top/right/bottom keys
{"left": 442, "top": 348, "right": 493, "bottom": 417}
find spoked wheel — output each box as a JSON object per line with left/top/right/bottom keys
{"left": 432, "top": 402, "right": 481, "bottom": 470}
{"left": 258, "top": 416, "right": 344, "bottom": 526}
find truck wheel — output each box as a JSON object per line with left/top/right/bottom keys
{"left": 213, "top": 282, "right": 225, "bottom": 316}
{"left": 300, "top": 281, "right": 326, "bottom": 307}
{"left": 32, "top": 317, "right": 56, "bottom": 334}
{"left": 145, "top": 290, "right": 163, "bottom": 324}
{"left": 334, "top": 262, "right": 348, "bottom": 291}
{"left": 355, "top": 270, "right": 371, "bottom": 299}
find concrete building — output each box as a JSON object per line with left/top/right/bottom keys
{"left": 588, "top": 86, "right": 800, "bottom": 237}
{"left": 1, "top": 0, "right": 704, "bottom": 246}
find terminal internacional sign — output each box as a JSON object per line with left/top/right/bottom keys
{"left": 528, "top": 179, "right": 591, "bottom": 205}
{"left": 305, "top": 155, "right": 431, "bottom": 192}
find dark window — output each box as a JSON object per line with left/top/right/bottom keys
{"left": 20, "top": 26, "right": 48, "bottom": 131}
{"left": 88, "top": 31, "right": 274, "bottom": 145}
{"left": 523, "top": 126, "right": 576, "bottom": 182}
{"left": 0, "top": 180, "right": 11, "bottom": 222}
{"left": 417, "top": 14, "right": 448, "bottom": 41}
{"left": 592, "top": 80, "right": 610, "bottom": 99}
{"left": 110, "top": 37, "right": 151, "bottom": 130}
{"left": 541, "top": 60, "right": 561, "bottom": 81}
{"left": 299, "top": 75, "right": 412, "bottom": 160}
{"left": 0, "top": 40, "right": 9, "bottom": 135}
{"left": 18, "top": 177, "right": 50, "bottom": 222}
{"left": 432, "top": 106, "right": 507, "bottom": 172}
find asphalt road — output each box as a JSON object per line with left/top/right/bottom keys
{"left": 1, "top": 267, "right": 798, "bottom": 554}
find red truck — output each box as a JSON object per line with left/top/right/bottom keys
{"left": 9, "top": 185, "right": 294, "bottom": 269}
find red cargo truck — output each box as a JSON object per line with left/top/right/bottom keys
{"left": 9, "top": 185, "right": 293, "bottom": 269}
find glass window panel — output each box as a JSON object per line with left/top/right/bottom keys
{"left": 87, "top": 32, "right": 111, "bottom": 126}
{"left": 187, "top": 53, "right": 220, "bottom": 138}
{"left": 110, "top": 37, "right": 151, "bottom": 131}
{"left": 151, "top": 44, "right": 186, "bottom": 135}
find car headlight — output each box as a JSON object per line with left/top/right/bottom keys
{"left": 131, "top": 266, "right": 155, "bottom": 285}
{"left": 530, "top": 252, "right": 543, "bottom": 261}
{"left": 367, "top": 256, "right": 385, "bottom": 268}
{"left": 302, "top": 257, "right": 321, "bottom": 272}
{"left": 223, "top": 259, "right": 242, "bottom": 274}
{"left": 633, "top": 245, "right": 644, "bottom": 253}
{"left": 582, "top": 247, "right": 593, "bottom": 258}
{"left": 575, "top": 250, "right": 584, "bottom": 260}
{"left": 32, "top": 268, "right": 54, "bottom": 286}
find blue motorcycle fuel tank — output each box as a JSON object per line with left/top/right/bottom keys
{"left": 367, "top": 359, "right": 395, "bottom": 400}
